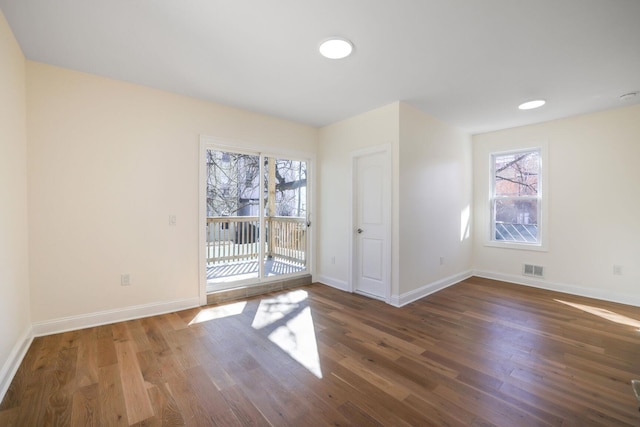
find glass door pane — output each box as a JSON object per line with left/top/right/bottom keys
{"left": 263, "top": 157, "right": 308, "bottom": 277}
{"left": 205, "top": 149, "right": 261, "bottom": 289}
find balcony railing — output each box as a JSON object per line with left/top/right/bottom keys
{"left": 268, "top": 217, "right": 307, "bottom": 265}
{"left": 206, "top": 216, "right": 307, "bottom": 267}
{"left": 206, "top": 216, "right": 259, "bottom": 263}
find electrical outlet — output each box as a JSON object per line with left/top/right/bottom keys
{"left": 169, "top": 215, "right": 177, "bottom": 226}
{"left": 121, "top": 274, "right": 131, "bottom": 286}
{"left": 440, "top": 256, "right": 445, "bottom": 266}
{"left": 613, "top": 265, "right": 622, "bottom": 276}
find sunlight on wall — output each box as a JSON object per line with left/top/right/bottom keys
{"left": 555, "top": 299, "right": 640, "bottom": 330}
{"left": 460, "top": 204, "right": 471, "bottom": 241}
{"left": 252, "top": 290, "right": 323, "bottom": 378}
{"left": 188, "top": 301, "right": 248, "bottom": 325}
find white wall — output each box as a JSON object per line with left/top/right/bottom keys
{"left": 473, "top": 105, "right": 640, "bottom": 305}
{"left": 317, "top": 103, "right": 400, "bottom": 294}
{"left": 0, "top": 10, "right": 31, "bottom": 398}
{"left": 317, "top": 102, "right": 473, "bottom": 303}
{"left": 398, "top": 103, "right": 473, "bottom": 297}
{"left": 26, "top": 61, "right": 317, "bottom": 324}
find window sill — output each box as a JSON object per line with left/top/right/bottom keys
{"left": 484, "top": 240, "right": 548, "bottom": 252}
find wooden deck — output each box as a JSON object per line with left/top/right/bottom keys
{"left": 2, "top": 277, "right": 640, "bottom": 426}
{"left": 206, "top": 259, "right": 306, "bottom": 292}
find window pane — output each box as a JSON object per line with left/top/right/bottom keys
{"left": 264, "top": 158, "right": 307, "bottom": 217}
{"left": 263, "top": 157, "right": 308, "bottom": 278}
{"left": 206, "top": 150, "right": 260, "bottom": 217}
{"left": 494, "top": 199, "right": 538, "bottom": 242}
{"left": 494, "top": 151, "right": 539, "bottom": 197}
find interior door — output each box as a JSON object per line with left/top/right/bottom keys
{"left": 353, "top": 149, "right": 390, "bottom": 300}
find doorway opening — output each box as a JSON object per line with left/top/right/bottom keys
{"left": 203, "top": 146, "right": 310, "bottom": 293}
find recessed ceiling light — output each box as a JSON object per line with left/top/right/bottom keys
{"left": 518, "top": 99, "right": 546, "bottom": 110}
{"left": 319, "top": 38, "right": 353, "bottom": 59}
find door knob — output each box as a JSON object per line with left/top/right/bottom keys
{"left": 357, "top": 228, "right": 363, "bottom": 234}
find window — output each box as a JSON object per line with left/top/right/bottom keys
{"left": 491, "top": 149, "right": 541, "bottom": 245}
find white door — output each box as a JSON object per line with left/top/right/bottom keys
{"left": 353, "top": 149, "right": 390, "bottom": 300}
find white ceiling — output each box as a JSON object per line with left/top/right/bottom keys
{"left": 1, "top": 0, "right": 639, "bottom": 134}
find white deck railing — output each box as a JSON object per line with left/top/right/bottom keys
{"left": 206, "top": 216, "right": 306, "bottom": 267}
{"left": 268, "top": 217, "right": 307, "bottom": 265}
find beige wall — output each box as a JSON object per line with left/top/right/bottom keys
{"left": 473, "top": 105, "right": 640, "bottom": 304}
{"left": 317, "top": 102, "right": 474, "bottom": 301}
{"left": 0, "top": 10, "right": 30, "bottom": 391}
{"left": 399, "top": 103, "right": 473, "bottom": 295}
{"left": 26, "top": 61, "right": 317, "bottom": 322}
{"left": 317, "top": 103, "right": 401, "bottom": 295}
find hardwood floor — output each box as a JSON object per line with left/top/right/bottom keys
{"left": 2, "top": 277, "right": 640, "bottom": 426}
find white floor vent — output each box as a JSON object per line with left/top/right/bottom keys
{"left": 523, "top": 264, "right": 544, "bottom": 278}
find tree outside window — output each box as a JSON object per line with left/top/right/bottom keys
{"left": 206, "top": 151, "right": 307, "bottom": 219}
{"left": 491, "top": 149, "right": 541, "bottom": 244}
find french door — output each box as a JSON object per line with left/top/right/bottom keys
{"left": 202, "top": 144, "right": 309, "bottom": 292}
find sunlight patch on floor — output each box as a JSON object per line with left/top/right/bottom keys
{"left": 188, "top": 301, "right": 248, "bottom": 325}
{"left": 251, "top": 289, "right": 308, "bottom": 329}
{"left": 252, "top": 290, "right": 322, "bottom": 378}
{"left": 555, "top": 299, "right": 640, "bottom": 329}
{"left": 267, "top": 306, "right": 322, "bottom": 378}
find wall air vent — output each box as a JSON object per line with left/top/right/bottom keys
{"left": 523, "top": 264, "right": 544, "bottom": 278}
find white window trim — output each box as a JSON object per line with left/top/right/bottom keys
{"left": 485, "top": 143, "right": 548, "bottom": 252}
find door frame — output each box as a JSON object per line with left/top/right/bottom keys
{"left": 349, "top": 143, "right": 392, "bottom": 303}
{"left": 198, "top": 136, "right": 315, "bottom": 305}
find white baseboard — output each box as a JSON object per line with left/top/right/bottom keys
{"left": 0, "top": 326, "right": 34, "bottom": 403}
{"left": 389, "top": 270, "right": 473, "bottom": 307}
{"left": 473, "top": 270, "right": 640, "bottom": 308}
{"left": 316, "top": 275, "right": 350, "bottom": 292}
{"left": 31, "top": 297, "right": 201, "bottom": 337}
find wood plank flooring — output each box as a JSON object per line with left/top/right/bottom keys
{"left": 2, "top": 277, "right": 640, "bottom": 426}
